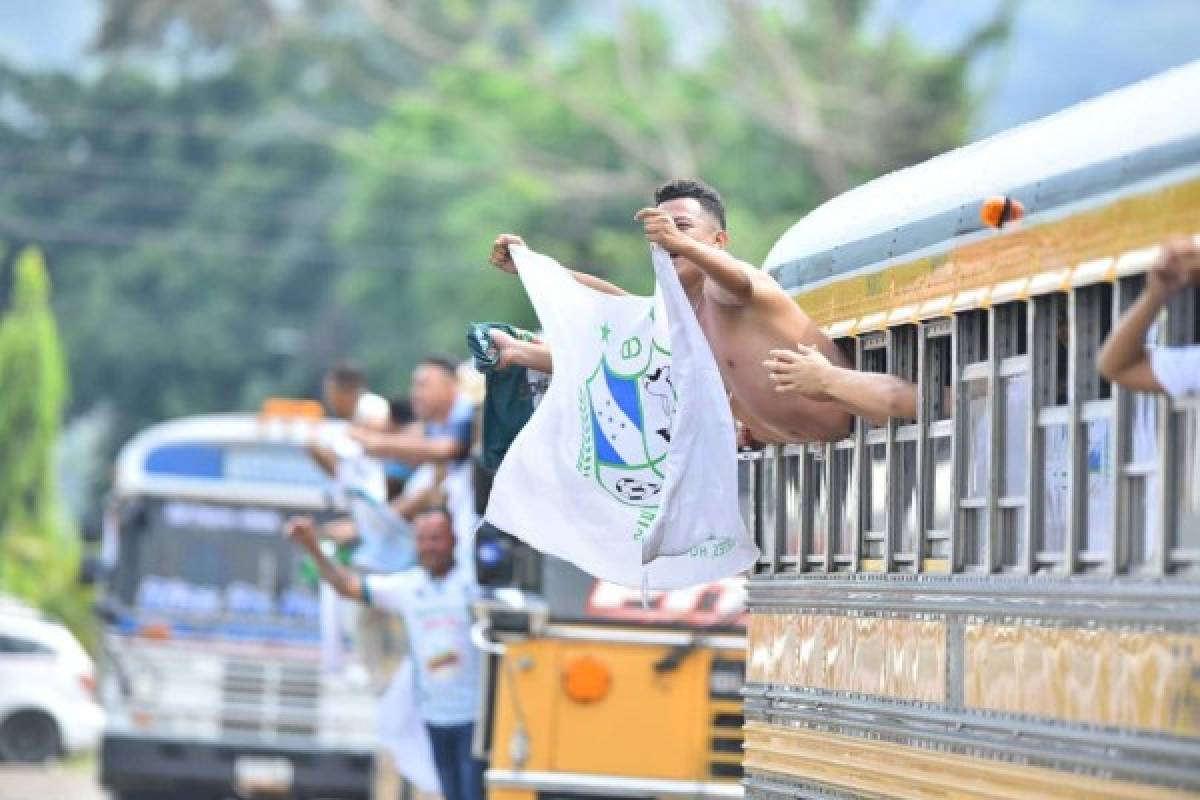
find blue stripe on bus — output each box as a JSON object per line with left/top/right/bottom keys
{"left": 145, "top": 444, "right": 224, "bottom": 479}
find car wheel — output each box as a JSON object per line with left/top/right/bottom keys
{"left": 0, "top": 710, "right": 61, "bottom": 763}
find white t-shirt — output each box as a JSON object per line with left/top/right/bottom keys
{"left": 364, "top": 565, "right": 480, "bottom": 726}
{"left": 1150, "top": 345, "right": 1200, "bottom": 400}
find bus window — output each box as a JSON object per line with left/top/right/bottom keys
{"left": 1032, "top": 293, "right": 1069, "bottom": 571}
{"left": 892, "top": 325, "right": 920, "bottom": 570}
{"left": 1116, "top": 273, "right": 1161, "bottom": 570}
{"left": 995, "top": 302, "right": 1031, "bottom": 571}
{"left": 807, "top": 445, "right": 829, "bottom": 571}
{"left": 957, "top": 310, "right": 990, "bottom": 570}
{"left": 1074, "top": 283, "right": 1116, "bottom": 569}
{"left": 1166, "top": 284, "right": 1200, "bottom": 567}
{"left": 859, "top": 333, "right": 888, "bottom": 565}
{"left": 921, "top": 320, "right": 953, "bottom": 567}
{"left": 780, "top": 445, "right": 803, "bottom": 571}
{"left": 829, "top": 338, "right": 858, "bottom": 572}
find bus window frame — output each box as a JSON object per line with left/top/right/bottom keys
{"left": 1031, "top": 292, "right": 1070, "bottom": 573}
{"left": 891, "top": 324, "right": 920, "bottom": 573}
{"left": 858, "top": 331, "right": 889, "bottom": 569}
{"left": 919, "top": 318, "right": 954, "bottom": 572}
{"left": 1070, "top": 283, "right": 1118, "bottom": 574}
{"left": 1164, "top": 284, "right": 1200, "bottom": 573}
{"left": 993, "top": 301, "right": 1033, "bottom": 574}
{"left": 955, "top": 309, "right": 991, "bottom": 573}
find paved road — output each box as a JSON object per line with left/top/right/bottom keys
{"left": 0, "top": 761, "right": 108, "bottom": 800}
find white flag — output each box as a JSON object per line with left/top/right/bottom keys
{"left": 484, "top": 245, "right": 758, "bottom": 589}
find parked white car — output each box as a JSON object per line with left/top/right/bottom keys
{"left": 0, "top": 600, "right": 105, "bottom": 762}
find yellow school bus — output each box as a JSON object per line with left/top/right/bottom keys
{"left": 739, "top": 62, "right": 1200, "bottom": 797}
{"left": 471, "top": 526, "right": 746, "bottom": 799}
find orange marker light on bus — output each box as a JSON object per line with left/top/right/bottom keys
{"left": 260, "top": 397, "right": 324, "bottom": 420}
{"left": 562, "top": 655, "right": 612, "bottom": 704}
{"left": 980, "top": 195, "right": 1026, "bottom": 228}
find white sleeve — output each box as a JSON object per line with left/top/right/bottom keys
{"left": 363, "top": 571, "right": 415, "bottom": 614}
{"left": 1150, "top": 345, "right": 1200, "bottom": 400}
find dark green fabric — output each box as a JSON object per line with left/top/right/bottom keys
{"left": 466, "top": 323, "right": 540, "bottom": 472}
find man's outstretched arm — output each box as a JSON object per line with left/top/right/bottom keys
{"left": 1097, "top": 238, "right": 1197, "bottom": 393}
{"left": 489, "top": 329, "right": 554, "bottom": 373}
{"left": 765, "top": 344, "right": 918, "bottom": 425}
{"left": 490, "top": 234, "right": 628, "bottom": 297}
{"left": 635, "top": 208, "right": 754, "bottom": 305}
{"left": 283, "top": 516, "right": 364, "bottom": 601}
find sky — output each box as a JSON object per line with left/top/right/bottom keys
{"left": 1, "top": 0, "right": 1199, "bottom": 139}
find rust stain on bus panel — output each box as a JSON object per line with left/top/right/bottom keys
{"left": 747, "top": 613, "right": 945, "bottom": 702}
{"left": 964, "top": 624, "right": 1200, "bottom": 735}
{"left": 743, "top": 721, "right": 1192, "bottom": 799}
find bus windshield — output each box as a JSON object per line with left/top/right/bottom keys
{"left": 112, "top": 498, "right": 319, "bottom": 624}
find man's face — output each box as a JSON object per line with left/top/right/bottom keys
{"left": 410, "top": 365, "right": 456, "bottom": 421}
{"left": 414, "top": 512, "right": 455, "bottom": 576}
{"left": 323, "top": 379, "right": 360, "bottom": 420}
{"left": 657, "top": 197, "right": 728, "bottom": 282}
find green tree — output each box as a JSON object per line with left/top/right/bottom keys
{"left": 335, "top": 0, "right": 1012, "bottom": 376}
{"left": 0, "top": 246, "right": 90, "bottom": 645}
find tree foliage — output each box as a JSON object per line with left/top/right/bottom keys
{"left": 0, "top": 0, "right": 1010, "bottom": 508}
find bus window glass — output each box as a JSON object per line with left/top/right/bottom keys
{"left": 1178, "top": 411, "right": 1200, "bottom": 549}
{"left": 963, "top": 379, "right": 990, "bottom": 498}
{"left": 1042, "top": 424, "right": 1070, "bottom": 553}
{"left": 1083, "top": 416, "right": 1115, "bottom": 556}
{"left": 868, "top": 442, "right": 887, "bottom": 534}
{"left": 782, "top": 453, "right": 802, "bottom": 560}
{"left": 1001, "top": 373, "right": 1029, "bottom": 495}
{"left": 898, "top": 440, "right": 918, "bottom": 555}
{"left": 808, "top": 448, "right": 828, "bottom": 558}
{"left": 928, "top": 437, "right": 953, "bottom": 532}
{"left": 832, "top": 446, "right": 855, "bottom": 557}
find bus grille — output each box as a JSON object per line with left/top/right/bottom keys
{"left": 220, "top": 659, "right": 319, "bottom": 741}
{"left": 709, "top": 658, "right": 745, "bottom": 780}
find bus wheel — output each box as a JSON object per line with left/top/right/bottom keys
{"left": 0, "top": 710, "right": 61, "bottom": 763}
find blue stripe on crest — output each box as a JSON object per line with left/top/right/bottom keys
{"left": 604, "top": 362, "right": 643, "bottom": 430}
{"left": 591, "top": 409, "right": 626, "bottom": 465}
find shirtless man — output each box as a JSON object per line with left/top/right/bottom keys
{"left": 487, "top": 179, "right": 852, "bottom": 443}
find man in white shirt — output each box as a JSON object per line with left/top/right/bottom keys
{"left": 1099, "top": 237, "right": 1200, "bottom": 399}
{"left": 284, "top": 508, "right": 484, "bottom": 800}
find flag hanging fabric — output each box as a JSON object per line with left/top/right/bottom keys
{"left": 484, "top": 245, "right": 758, "bottom": 590}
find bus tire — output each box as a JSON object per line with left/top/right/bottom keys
{"left": 0, "top": 710, "right": 61, "bottom": 763}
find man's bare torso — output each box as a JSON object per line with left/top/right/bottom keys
{"left": 694, "top": 275, "right": 852, "bottom": 443}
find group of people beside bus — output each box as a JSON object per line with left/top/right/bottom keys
{"left": 287, "top": 358, "right": 486, "bottom": 800}
{"left": 283, "top": 177, "right": 1199, "bottom": 800}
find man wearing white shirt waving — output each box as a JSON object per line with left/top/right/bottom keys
{"left": 283, "top": 509, "right": 484, "bottom": 800}
{"left": 1099, "top": 237, "right": 1200, "bottom": 399}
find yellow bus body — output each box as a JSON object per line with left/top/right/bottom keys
{"left": 743, "top": 62, "right": 1200, "bottom": 798}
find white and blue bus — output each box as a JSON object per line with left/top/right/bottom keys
{"left": 94, "top": 407, "right": 377, "bottom": 800}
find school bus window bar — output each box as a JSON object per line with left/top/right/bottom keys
{"left": 742, "top": 278, "right": 1200, "bottom": 579}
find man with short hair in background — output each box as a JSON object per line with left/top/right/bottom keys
{"left": 353, "top": 356, "right": 479, "bottom": 566}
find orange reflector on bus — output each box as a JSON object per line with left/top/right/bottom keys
{"left": 137, "top": 621, "right": 173, "bottom": 641}
{"left": 562, "top": 655, "right": 612, "bottom": 704}
{"left": 980, "top": 195, "right": 1026, "bottom": 228}
{"left": 260, "top": 397, "right": 324, "bottom": 420}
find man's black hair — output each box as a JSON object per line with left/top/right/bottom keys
{"left": 326, "top": 362, "right": 364, "bottom": 389}
{"left": 420, "top": 354, "right": 459, "bottom": 377}
{"left": 654, "top": 179, "right": 727, "bottom": 231}
{"left": 389, "top": 395, "right": 414, "bottom": 426}
{"left": 414, "top": 505, "right": 455, "bottom": 532}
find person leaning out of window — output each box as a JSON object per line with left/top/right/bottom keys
{"left": 1098, "top": 236, "right": 1200, "bottom": 399}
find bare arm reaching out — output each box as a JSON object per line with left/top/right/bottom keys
{"left": 1097, "top": 237, "right": 1199, "bottom": 393}
{"left": 490, "top": 234, "right": 628, "bottom": 297}
{"left": 283, "top": 516, "right": 364, "bottom": 602}
{"left": 764, "top": 344, "right": 918, "bottom": 425}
